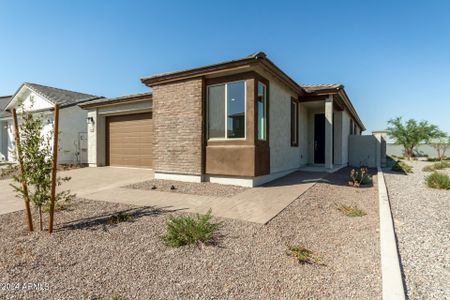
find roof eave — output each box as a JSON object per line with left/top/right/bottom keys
{"left": 79, "top": 94, "right": 152, "bottom": 109}
{"left": 140, "top": 53, "right": 306, "bottom": 96}
{"left": 336, "top": 88, "right": 366, "bottom": 131}
{"left": 141, "top": 57, "right": 259, "bottom": 86}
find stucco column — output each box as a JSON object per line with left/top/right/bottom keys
{"left": 373, "top": 131, "right": 387, "bottom": 167}
{"left": 325, "top": 95, "right": 333, "bottom": 169}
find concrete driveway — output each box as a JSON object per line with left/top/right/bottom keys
{"left": 0, "top": 167, "right": 153, "bottom": 215}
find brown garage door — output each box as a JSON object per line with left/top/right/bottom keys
{"left": 106, "top": 112, "right": 153, "bottom": 168}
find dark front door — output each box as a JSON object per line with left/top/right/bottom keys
{"left": 314, "top": 113, "right": 325, "bottom": 164}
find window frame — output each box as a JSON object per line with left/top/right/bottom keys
{"left": 207, "top": 80, "right": 247, "bottom": 141}
{"left": 290, "top": 98, "right": 299, "bottom": 147}
{"left": 257, "top": 81, "right": 267, "bottom": 141}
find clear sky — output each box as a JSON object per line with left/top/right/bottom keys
{"left": 1, "top": 0, "right": 449, "bottom": 133}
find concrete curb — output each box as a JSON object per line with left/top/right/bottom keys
{"left": 377, "top": 167, "right": 406, "bottom": 300}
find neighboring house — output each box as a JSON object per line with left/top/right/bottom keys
{"left": 0, "top": 83, "right": 103, "bottom": 164}
{"left": 81, "top": 52, "right": 365, "bottom": 187}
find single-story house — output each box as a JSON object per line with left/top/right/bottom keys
{"left": 80, "top": 52, "right": 365, "bottom": 187}
{"left": 0, "top": 82, "right": 103, "bottom": 164}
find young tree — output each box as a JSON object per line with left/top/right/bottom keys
{"left": 430, "top": 134, "right": 450, "bottom": 160}
{"left": 386, "top": 117, "right": 443, "bottom": 160}
{"left": 9, "top": 102, "right": 73, "bottom": 231}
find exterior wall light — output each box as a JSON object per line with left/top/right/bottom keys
{"left": 86, "top": 117, "right": 95, "bottom": 125}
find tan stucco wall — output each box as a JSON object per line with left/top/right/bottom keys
{"left": 298, "top": 104, "right": 309, "bottom": 165}
{"left": 333, "top": 111, "right": 343, "bottom": 165}
{"left": 269, "top": 80, "right": 303, "bottom": 173}
{"left": 348, "top": 135, "right": 378, "bottom": 167}
{"left": 341, "top": 110, "right": 351, "bottom": 165}
{"left": 58, "top": 106, "right": 88, "bottom": 164}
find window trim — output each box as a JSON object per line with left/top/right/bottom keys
{"left": 257, "top": 81, "right": 267, "bottom": 141}
{"left": 207, "top": 80, "right": 247, "bottom": 141}
{"left": 290, "top": 98, "right": 299, "bottom": 147}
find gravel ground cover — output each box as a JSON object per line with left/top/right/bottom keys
{"left": 127, "top": 179, "right": 249, "bottom": 198}
{"left": 385, "top": 160, "right": 450, "bottom": 299}
{"left": 0, "top": 168, "right": 380, "bottom": 299}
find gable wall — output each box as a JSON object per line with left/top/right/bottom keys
{"left": 14, "top": 89, "right": 54, "bottom": 112}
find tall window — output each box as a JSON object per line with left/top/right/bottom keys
{"left": 207, "top": 81, "right": 246, "bottom": 139}
{"left": 257, "top": 82, "right": 267, "bottom": 140}
{"left": 290, "top": 99, "right": 298, "bottom": 146}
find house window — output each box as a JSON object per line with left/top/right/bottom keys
{"left": 290, "top": 99, "right": 298, "bottom": 146}
{"left": 207, "top": 81, "right": 246, "bottom": 139}
{"left": 350, "top": 119, "right": 354, "bottom": 135}
{"left": 257, "top": 82, "right": 267, "bottom": 140}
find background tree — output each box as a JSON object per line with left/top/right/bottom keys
{"left": 9, "top": 101, "right": 74, "bottom": 231}
{"left": 430, "top": 134, "right": 450, "bottom": 160}
{"left": 386, "top": 117, "right": 443, "bottom": 160}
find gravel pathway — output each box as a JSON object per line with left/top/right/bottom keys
{"left": 384, "top": 160, "right": 450, "bottom": 299}
{"left": 127, "top": 179, "right": 248, "bottom": 198}
{"left": 0, "top": 168, "right": 380, "bottom": 299}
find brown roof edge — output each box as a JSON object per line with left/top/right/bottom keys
{"left": 79, "top": 92, "right": 152, "bottom": 109}
{"left": 302, "top": 86, "right": 365, "bottom": 131}
{"left": 337, "top": 88, "right": 366, "bottom": 131}
{"left": 140, "top": 52, "right": 306, "bottom": 95}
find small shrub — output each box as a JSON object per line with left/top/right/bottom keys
{"left": 286, "top": 245, "right": 319, "bottom": 264}
{"left": 422, "top": 165, "right": 435, "bottom": 172}
{"left": 391, "top": 161, "right": 413, "bottom": 173}
{"left": 422, "top": 161, "right": 450, "bottom": 172}
{"left": 427, "top": 157, "right": 450, "bottom": 162}
{"left": 336, "top": 203, "right": 367, "bottom": 217}
{"left": 425, "top": 172, "right": 450, "bottom": 189}
{"left": 163, "top": 209, "right": 221, "bottom": 247}
{"left": 433, "top": 161, "right": 450, "bottom": 170}
{"left": 107, "top": 212, "right": 134, "bottom": 225}
{"left": 349, "top": 167, "right": 372, "bottom": 187}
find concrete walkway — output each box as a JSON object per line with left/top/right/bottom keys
{"left": 1, "top": 167, "right": 324, "bottom": 224}
{"left": 0, "top": 167, "right": 153, "bottom": 215}
{"left": 86, "top": 171, "right": 325, "bottom": 224}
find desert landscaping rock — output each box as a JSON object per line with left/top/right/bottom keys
{"left": 385, "top": 160, "right": 450, "bottom": 299}
{"left": 127, "top": 179, "right": 249, "bottom": 198}
{"left": 0, "top": 169, "right": 380, "bottom": 299}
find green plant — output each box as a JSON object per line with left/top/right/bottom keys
{"left": 386, "top": 117, "right": 444, "bottom": 160}
{"left": 336, "top": 203, "right": 367, "bottom": 217}
{"left": 391, "top": 161, "right": 413, "bottom": 174}
{"left": 9, "top": 101, "right": 74, "bottom": 230}
{"left": 162, "top": 209, "right": 221, "bottom": 247}
{"left": 430, "top": 135, "right": 450, "bottom": 160}
{"left": 422, "top": 165, "right": 435, "bottom": 172}
{"left": 422, "top": 161, "right": 450, "bottom": 172}
{"left": 286, "top": 245, "right": 319, "bottom": 264}
{"left": 107, "top": 212, "right": 134, "bottom": 225}
{"left": 425, "top": 172, "right": 450, "bottom": 189}
{"left": 426, "top": 157, "right": 450, "bottom": 162}
{"left": 349, "top": 167, "right": 372, "bottom": 187}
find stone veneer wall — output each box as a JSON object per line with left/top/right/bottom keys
{"left": 152, "top": 78, "right": 203, "bottom": 175}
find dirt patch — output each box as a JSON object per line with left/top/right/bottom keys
{"left": 0, "top": 168, "right": 380, "bottom": 299}
{"left": 126, "top": 179, "right": 249, "bottom": 198}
